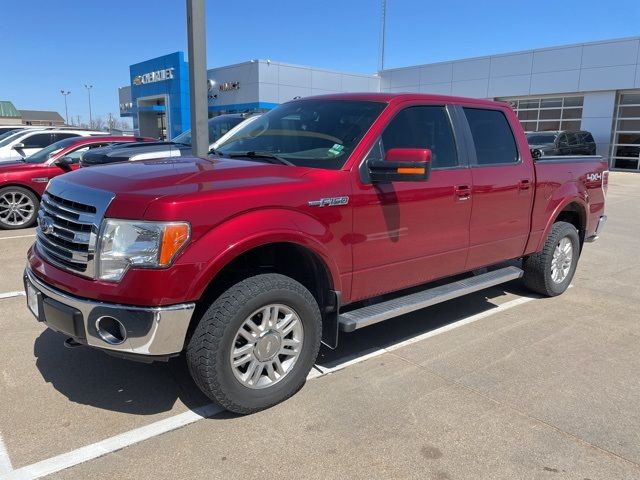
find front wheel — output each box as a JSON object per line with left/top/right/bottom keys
{"left": 0, "top": 186, "right": 39, "bottom": 230}
{"left": 523, "top": 221, "right": 580, "bottom": 296}
{"left": 186, "top": 273, "right": 322, "bottom": 414}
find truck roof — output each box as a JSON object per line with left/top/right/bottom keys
{"left": 297, "top": 92, "right": 509, "bottom": 108}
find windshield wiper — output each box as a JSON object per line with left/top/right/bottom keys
{"left": 228, "top": 151, "right": 294, "bottom": 166}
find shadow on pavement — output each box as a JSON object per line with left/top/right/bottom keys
{"left": 34, "top": 329, "right": 212, "bottom": 415}
{"left": 316, "top": 280, "right": 535, "bottom": 366}
{"left": 33, "top": 278, "right": 533, "bottom": 417}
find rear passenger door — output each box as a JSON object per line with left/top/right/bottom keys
{"left": 460, "top": 106, "right": 535, "bottom": 270}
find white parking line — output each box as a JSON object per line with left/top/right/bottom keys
{"left": 3, "top": 404, "right": 224, "bottom": 480}
{"left": 0, "top": 291, "right": 25, "bottom": 300}
{"left": 2, "top": 294, "right": 536, "bottom": 479}
{"left": 0, "top": 234, "right": 36, "bottom": 241}
{"left": 0, "top": 434, "right": 13, "bottom": 476}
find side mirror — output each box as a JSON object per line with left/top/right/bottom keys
{"left": 530, "top": 148, "right": 542, "bottom": 159}
{"left": 368, "top": 148, "right": 431, "bottom": 182}
{"left": 54, "top": 156, "right": 73, "bottom": 171}
{"left": 12, "top": 142, "right": 25, "bottom": 150}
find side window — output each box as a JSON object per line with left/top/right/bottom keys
{"left": 463, "top": 108, "right": 519, "bottom": 165}
{"left": 566, "top": 132, "right": 578, "bottom": 145}
{"left": 583, "top": 132, "right": 595, "bottom": 143}
{"left": 379, "top": 106, "right": 458, "bottom": 168}
{"left": 22, "top": 133, "right": 53, "bottom": 148}
{"left": 65, "top": 146, "right": 90, "bottom": 162}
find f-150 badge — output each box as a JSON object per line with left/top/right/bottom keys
{"left": 308, "top": 196, "right": 349, "bottom": 207}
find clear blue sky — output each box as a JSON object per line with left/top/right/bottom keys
{"left": 1, "top": 0, "right": 638, "bottom": 124}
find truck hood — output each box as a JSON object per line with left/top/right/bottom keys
{"left": 56, "top": 156, "right": 312, "bottom": 219}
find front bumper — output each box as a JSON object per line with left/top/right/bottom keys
{"left": 24, "top": 268, "right": 195, "bottom": 358}
{"left": 585, "top": 215, "right": 607, "bottom": 243}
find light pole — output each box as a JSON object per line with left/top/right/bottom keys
{"left": 60, "top": 90, "right": 71, "bottom": 125}
{"left": 186, "top": 0, "right": 208, "bottom": 157}
{"left": 84, "top": 84, "right": 93, "bottom": 127}
{"left": 379, "top": 0, "right": 387, "bottom": 72}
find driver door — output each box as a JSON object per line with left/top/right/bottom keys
{"left": 350, "top": 104, "right": 472, "bottom": 301}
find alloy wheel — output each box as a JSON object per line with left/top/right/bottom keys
{"left": 551, "top": 236, "right": 573, "bottom": 283}
{"left": 0, "top": 191, "right": 35, "bottom": 227}
{"left": 229, "top": 304, "right": 304, "bottom": 389}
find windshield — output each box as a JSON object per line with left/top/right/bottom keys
{"left": 172, "top": 115, "right": 245, "bottom": 146}
{"left": 0, "top": 130, "right": 27, "bottom": 148}
{"left": 24, "top": 137, "right": 80, "bottom": 163}
{"left": 216, "top": 100, "right": 386, "bottom": 169}
{"left": 526, "top": 133, "right": 557, "bottom": 145}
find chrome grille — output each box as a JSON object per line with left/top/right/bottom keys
{"left": 35, "top": 178, "right": 115, "bottom": 278}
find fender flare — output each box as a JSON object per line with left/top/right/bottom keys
{"left": 182, "top": 208, "right": 344, "bottom": 301}
{"left": 535, "top": 195, "right": 587, "bottom": 252}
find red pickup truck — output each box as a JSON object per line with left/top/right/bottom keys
{"left": 24, "top": 93, "right": 607, "bottom": 414}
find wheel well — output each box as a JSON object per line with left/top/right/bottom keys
{"left": 555, "top": 202, "right": 585, "bottom": 246}
{"left": 190, "top": 242, "right": 335, "bottom": 335}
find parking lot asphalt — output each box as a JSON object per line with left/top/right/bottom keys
{"left": 0, "top": 173, "right": 639, "bottom": 479}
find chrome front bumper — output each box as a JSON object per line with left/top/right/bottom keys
{"left": 585, "top": 215, "right": 607, "bottom": 243}
{"left": 24, "top": 268, "right": 195, "bottom": 357}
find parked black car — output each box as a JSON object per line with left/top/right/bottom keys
{"left": 80, "top": 114, "right": 250, "bottom": 166}
{"left": 526, "top": 130, "right": 596, "bottom": 157}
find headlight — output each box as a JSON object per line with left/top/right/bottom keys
{"left": 98, "top": 220, "right": 190, "bottom": 281}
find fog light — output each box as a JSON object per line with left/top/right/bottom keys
{"left": 95, "top": 316, "right": 127, "bottom": 345}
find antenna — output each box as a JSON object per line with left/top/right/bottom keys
{"left": 378, "top": 0, "right": 387, "bottom": 72}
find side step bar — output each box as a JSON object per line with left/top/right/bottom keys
{"left": 338, "top": 266, "right": 523, "bottom": 332}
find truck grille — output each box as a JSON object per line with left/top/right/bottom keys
{"left": 36, "top": 191, "right": 98, "bottom": 276}
{"left": 35, "top": 179, "right": 115, "bottom": 278}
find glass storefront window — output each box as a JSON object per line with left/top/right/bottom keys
{"left": 611, "top": 92, "right": 640, "bottom": 171}
{"left": 498, "top": 95, "right": 584, "bottom": 134}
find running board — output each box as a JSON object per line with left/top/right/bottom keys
{"left": 338, "top": 266, "right": 523, "bottom": 332}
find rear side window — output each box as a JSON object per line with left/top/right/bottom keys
{"left": 379, "top": 106, "right": 458, "bottom": 168}
{"left": 21, "top": 133, "right": 53, "bottom": 148}
{"left": 463, "top": 108, "right": 519, "bottom": 165}
{"left": 581, "top": 132, "right": 595, "bottom": 143}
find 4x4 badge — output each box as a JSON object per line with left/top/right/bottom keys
{"left": 308, "top": 196, "right": 349, "bottom": 207}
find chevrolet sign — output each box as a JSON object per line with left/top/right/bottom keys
{"left": 133, "top": 68, "right": 175, "bottom": 86}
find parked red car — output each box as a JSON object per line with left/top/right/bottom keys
{"left": 0, "top": 136, "right": 152, "bottom": 229}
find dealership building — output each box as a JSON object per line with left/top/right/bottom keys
{"left": 119, "top": 36, "right": 640, "bottom": 171}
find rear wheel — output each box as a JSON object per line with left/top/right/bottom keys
{"left": 523, "top": 221, "right": 580, "bottom": 296}
{"left": 186, "top": 273, "right": 322, "bottom": 414}
{"left": 0, "top": 186, "right": 39, "bottom": 230}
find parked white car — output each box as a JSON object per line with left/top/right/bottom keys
{"left": 0, "top": 129, "right": 105, "bottom": 162}
{"left": 0, "top": 125, "right": 33, "bottom": 136}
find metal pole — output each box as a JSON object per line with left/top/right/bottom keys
{"left": 186, "top": 0, "right": 209, "bottom": 157}
{"left": 84, "top": 84, "right": 93, "bottom": 127}
{"left": 379, "top": 0, "right": 387, "bottom": 72}
{"left": 60, "top": 90, "right": 70, "bottom": 125}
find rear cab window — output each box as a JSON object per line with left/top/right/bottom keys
{"left": 463, "top": 107, "right": 519, "bottom": 165}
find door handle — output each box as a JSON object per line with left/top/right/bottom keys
{"left": 518, "top": 179, "right": 531, "bottom": 190}
{"left": 455, "top": 185, "right": 471, "bottom": 201}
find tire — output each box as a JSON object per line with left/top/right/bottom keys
{"left": 186, "top": 273, "right": 322, "bottom": 414}
{"left": 523, "top": 221, "right": 580, "bottom": 297}
{"left": 0, "top": 186, "right": 39, "bottom": 230}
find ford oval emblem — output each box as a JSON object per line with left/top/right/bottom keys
{"left": 39, "top": 216, "right": 55, "bottom": 235}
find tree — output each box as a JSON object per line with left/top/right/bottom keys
{"left": 89, "top": 116, "right": 105, "bottom": 130}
